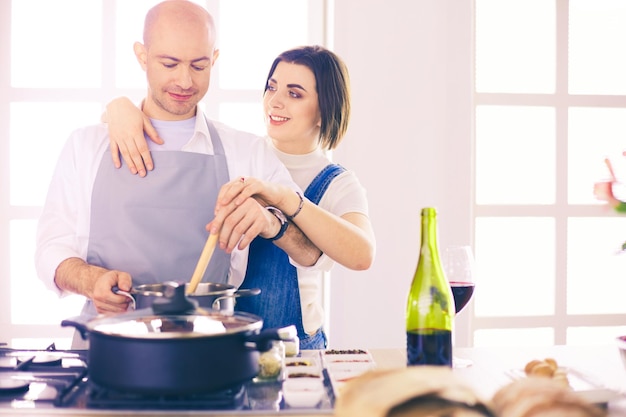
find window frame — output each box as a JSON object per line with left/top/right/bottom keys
{"left": 472, "top": 0, "right": 626, "bottom": 346}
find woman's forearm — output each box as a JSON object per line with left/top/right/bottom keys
{"left": 288, "top": 199, "right": 375, "bottom": 271}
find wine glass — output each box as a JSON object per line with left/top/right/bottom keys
{"left": 443, "top": 245, "right": 476, "bottom": 368}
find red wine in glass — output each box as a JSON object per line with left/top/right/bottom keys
{"left": 443, "top": 245, "right": 476, "bottom": 368}
{"left": 450, "top": 281, "right": 475, "bottom": 313}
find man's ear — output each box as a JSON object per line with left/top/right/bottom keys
{"left": 211, "top": 48, "right": 220, "bottom": 67}
{"left": 134, "top": 42, "right": 148, "bottom": 71}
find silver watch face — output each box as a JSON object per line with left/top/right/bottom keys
{"left": 266, "top": 206, "right": 287, "bottom": 224}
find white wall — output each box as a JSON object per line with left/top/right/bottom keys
{"left": 327, "top": 1, "right": 474, "bottom": 349}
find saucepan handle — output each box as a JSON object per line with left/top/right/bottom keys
{"left": 61, "top": 316, "right": 91, "bottom": 341}
{"left": 211, "top": 287, "right": 261, "bottom": 309}
{"left": 111, "top": 286, "right": 137, "bottom": 311}
{"left": 245, "top": 325, "right": 297, "bottom": 352}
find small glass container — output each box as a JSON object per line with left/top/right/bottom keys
{"left": 284, "top": 336, "right": 300, "bottom": 357}
{"left": 256, "top": 341, "right": 285, "bottom": 381}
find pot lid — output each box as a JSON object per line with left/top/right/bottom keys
{"left": 89, "top": 309, "right": 263, "bottom": 339}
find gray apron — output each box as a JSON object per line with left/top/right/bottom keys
{"left": 73, "top": 120, "right": 230, "bottom": 348}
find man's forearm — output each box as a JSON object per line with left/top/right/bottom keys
{"left": 273, "top": 222, "right": 322, "bottom": 267}
{"left": 54, "top": 257, "right": 107, "bottom": 299}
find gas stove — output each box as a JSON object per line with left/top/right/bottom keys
{"left": 0, "top": 343, "right": 335, "bottom": 414}
{"left": 0, "top": 343, "right": 88, "bottom": 408}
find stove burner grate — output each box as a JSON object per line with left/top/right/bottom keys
{"left": 0, "top": 378, "right": 30, "bottom": 394}
{"left": 86, "top": 383, "right": 246, "bottom": 410}
{"left": 0, "top": 343, "right": 87, "bottom": 372}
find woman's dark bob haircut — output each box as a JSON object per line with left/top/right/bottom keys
{"left": 264, "top": 45, "right": 351, "bottom": 150}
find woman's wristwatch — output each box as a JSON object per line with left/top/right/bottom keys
{"left": 265, "top": 206, "right": 289, "bottom": 241}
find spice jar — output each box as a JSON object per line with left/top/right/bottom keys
{"left": 284, "top": 336, "right": 300, "bottom": 357}
{"left": 256, "top": 341, "right": 285, "bottom": 381}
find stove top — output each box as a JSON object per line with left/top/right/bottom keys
{"left": 85, "top": 382, "right": 246, "bottom": 410}
{"left": 0, "top": 344, "right": 88, "bottom": 408}
{"left": 0, "top": 343, "right": 335, "bottom": 413}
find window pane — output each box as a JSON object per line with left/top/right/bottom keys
{"left": 568, "top": 107, "right": 626, "bottom": 204}
{"left": 115, "top": 0, "right": 161, "bottom": 89}
{"left": 567, "top": 326, "right": 626, "bottom": 345}
{"left": 219, "top": 0, "right": 310, "bottom": 90}
{"left": 474, "top": 328, "right": 554, "bottom": 347}
{"left": 219, "top": 103, "right": 265, "bottom": 137}
{"left": 476, "top": 106, "right": 555, "bottom": 204}
{"left": 475, "top": 0, "right": 555, "bottom": 93}
{"left": 11, "top": 0, "right": 102, "bottom": 88}
{"left": 568, "top": 218, "right": 626, "bottom": 314}
{"left": 569, "top": 0, "right": 626, "bottom": 95}
{"left": 475, "top": 217, "right": 555, "bottom": 317}
{"left": 10, "top": 103, "right": 102, "bottom": 206}
{"left": 10, "top": 220, "right": 85, "bottom": 325}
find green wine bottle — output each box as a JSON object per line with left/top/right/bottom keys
{"left": 406, "top": 207, "right": 455, "bottom": 367}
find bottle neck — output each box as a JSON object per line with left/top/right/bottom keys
{"left": 421, "top": 212, "right": 441, "bottom": 267}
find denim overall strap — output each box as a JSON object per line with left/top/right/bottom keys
{"left": 237, "top": 164, "right": 346, "bottom": 349}
{"left": 305, "top": 164, "right": 346, "bottom": 204}
{"left": 82, "top": 120, "right": 231, "bottom": 320}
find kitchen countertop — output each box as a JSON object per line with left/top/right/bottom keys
{"left": 388, "top": 344, "right": 626, "bottom": 417}
{"left": 2, "top": 345, "right": 626, "bottom": 416}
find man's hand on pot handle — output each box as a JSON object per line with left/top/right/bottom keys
{"left": 92, "top": 270, "right": 134, "bottom": 314}
{"left": 54, "top": 257, "right": 134, "bottom": 315}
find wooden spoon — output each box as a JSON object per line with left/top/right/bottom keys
{"left": 187, "top": 233, "right": 219, "bottom": 295}
{"left": 605, "top": 157, "right": 617, "bottom": 181}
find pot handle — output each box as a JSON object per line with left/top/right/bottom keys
{"left": 211, "top": 287, "right": 261, "bottom": 309}
{"left": 111, "top": 286, "right": 137, "bottom": 310}
{"left": 246, "top": 325, "right": 297, "bottom": 352}
{"left": 60, "top": 316, "right": 91, "bottom": 341}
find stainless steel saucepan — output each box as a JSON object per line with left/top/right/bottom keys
{"left": 114, "top": 282, "right": 260, "bottom": 312}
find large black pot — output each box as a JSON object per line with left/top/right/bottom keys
{"left": 62, "top": 282, "right": 295, "bottom": 395}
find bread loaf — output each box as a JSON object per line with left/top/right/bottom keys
{"left": 493, "top": 377, "right": 606, "bottom": 417}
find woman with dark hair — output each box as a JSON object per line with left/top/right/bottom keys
{"left": 104, "top": 46, "right": 375, "bottom": 349}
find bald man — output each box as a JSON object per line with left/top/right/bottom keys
{"left": 35, "top": 0, "right": 313, "bottom": 345}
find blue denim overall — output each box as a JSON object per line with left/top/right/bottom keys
{"left": 236, "top": 164, "right": 346, "bottom": 350}
{"left": 81, "top": 120, "right": 231, "bottom": 321}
